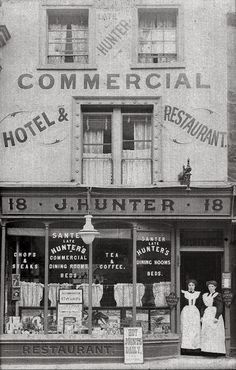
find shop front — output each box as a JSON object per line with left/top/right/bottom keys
{"left": 0, "top": 186, "right": 232, "bottom": 364}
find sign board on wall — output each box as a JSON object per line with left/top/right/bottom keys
{"left": 2, "top": 195, "right": 231, "bottom": 217}
{"left": 124, "top": 327, "right": 143, "bottom": 364}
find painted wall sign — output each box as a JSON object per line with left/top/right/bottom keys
{"left": 124, "top": 327, "right": 143, "bottom": 364}
{"left": 21, "top": 343, "right": 113, "bottom": 356}
{"left": 97, "top": 19, "right": 131, "bottom": 56}
{"left": 2, "top": 195, "right": 231, "bottom": 216}
{"left": 164, "top": 105, "right": 227, "bottom": 147}
{"left": 17, "top": 72, "right": 210, "bottom": 90}
{"left": 2, "top": 108, "right": 68, "bottom": 148}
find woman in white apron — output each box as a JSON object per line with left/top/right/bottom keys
{"left": 180, "top": 279, "right": 201, "bottom": 352}
{"left": 201, "top": 280, "right": 226, "bottom": 355}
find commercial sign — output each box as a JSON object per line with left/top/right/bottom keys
{"left": 2, "top": 195, "right": 231, "bottom": 217}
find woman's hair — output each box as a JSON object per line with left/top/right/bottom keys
{"left": 206, "top": 280, "right": 217, "bottom": 288}
{"left": 186, "top": 279, "right": 197, "bottom": 287}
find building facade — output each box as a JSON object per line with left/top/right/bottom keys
{"left": 0, "top": 0, "right": 235, "bottom": 364}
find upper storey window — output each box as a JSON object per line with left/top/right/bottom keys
{"left": 138, "top": 8, "right": 177, "bottom": 64}
{"left": 48, "top": 10, "right": 89, "bottom": 64}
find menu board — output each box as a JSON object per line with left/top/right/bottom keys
{"left": 124, "top": 327, "right": 143, "bottom": 364}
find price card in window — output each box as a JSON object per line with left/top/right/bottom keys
{"left": 124, "top": 327, "right": 143, "bottom": 364}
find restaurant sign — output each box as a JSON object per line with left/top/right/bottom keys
{"left": 2, "top": 195, "right": 231, "bottom": 217}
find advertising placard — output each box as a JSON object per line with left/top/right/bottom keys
{"left": 57, "top": 303, "right": 82, "bottom": 334}
{"left": 59, "top": 289, "right": 83, "bottom": 304}
{"left": 124, "top": 327, "right": 143, "bottom": 364}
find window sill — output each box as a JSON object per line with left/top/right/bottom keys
{"left": 37, "top": 63, "right": 97, "bottom": 71}
{"left": 130, "top": 62, "right": 186, "bottom": 70}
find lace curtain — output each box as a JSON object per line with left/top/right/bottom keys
{"left": 122, "top": 120, "right": 152, "bottom": 185}
{"left": 48, "top": 24, "right": 67, "bottom": 64}
{"left": 71, "top": 23, "right": 88, "bottom": 63}
{"left": 83, "top": 117, "right": 112, "bottom": 185}
{"left": 48, "top": 15, "right": 88, "bottom": 64}
{"left": 138, "top": 11, "right": 177, "bottom": 61}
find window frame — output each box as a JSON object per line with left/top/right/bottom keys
{"left": 72, "top": 97, "right": 163, "bottom": 186}
{"left": 131, "top": 3, "right": 185, "bottom": 69}
{"left": 38, "top": 0, "right": 96, "bottom": 70}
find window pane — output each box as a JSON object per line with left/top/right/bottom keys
{"left": 5, "top": 235, "right": 45, "bottom": 335}
{"left": 92, "top": 235, "right": 133, "bottom": 335}
{"left": 48, "top": 230, "right": 89, "bottom": 334}
{"left": 136, "top": 232, "right": 171, "bottom": 334}
{"left": 164, "top": 42, "right": 176, "bottom": 54}
{"left": 122, "top": 114, "right": 152, "bottom": 185}
{"left": 138, "top": 9, "right": 177, "bottom": 64}
{"left": 48, "top": 10, "right": 89, "bottom": 64}
{"left": 83, "top": 114, "right": 112, "bottom": 185}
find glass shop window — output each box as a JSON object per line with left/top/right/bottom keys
{"left": 5, "top": 236, "right": 45, "bottom": 335}
{"left": 48, "top": 230, "right": 89, "bottom": 334}
{"left": 180, "top": 229, "right": 224, "bottom": 247}
{"left": 47, "top": 9, "right": 89, "bottom": 64}
{"left": 136, "top": 231, "right": 171, "bottom": 334}
{"left": 92, "top": 234, "right": 133, "bottom": 335}
{"left": 138, "top": 8, "right": 177, "bottom": 64}
{"left": 122, "top": 113, "right": 152, "bottom": 185}
{"left": 82, "top": 113, "right": 112, "bottom": 186}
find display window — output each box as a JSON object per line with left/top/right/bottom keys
{"left": 3, "top": 223, "right": 172, "bottom": 337}
{"left": 5, "top": 231, "right": 45, "bottom": 334}
{"left": 136, "top": 231, "right": 171, "bottom": 334}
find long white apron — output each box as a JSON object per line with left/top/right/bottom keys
{"left": 201, "top": 292, "right": 226, "bottom": 354}
{"left": 181, "top": 291, "right": 201, "bottom": 349}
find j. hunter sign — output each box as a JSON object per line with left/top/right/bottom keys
{"left": 2, "top": 195, "right": 231, "bottom": 216}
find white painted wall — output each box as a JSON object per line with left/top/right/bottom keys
{"left": 0, "top": 0, "right": 233, "bottom": 184}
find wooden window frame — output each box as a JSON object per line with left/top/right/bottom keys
{"left": 72, "top": 97, "right": 163, "bottom": 186}
{"left": 38, "top": 0, "right": 96, "bottom": 70}
{"left": 131, "top": 3, "right": 185, "bottom": 70}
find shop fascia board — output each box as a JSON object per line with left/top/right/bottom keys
{"left": 0, "top": 185, "right": 233, "bottom": 198}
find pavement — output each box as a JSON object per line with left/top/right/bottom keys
{"left": 1, "top": 356, "right": 236, "bottom": 370}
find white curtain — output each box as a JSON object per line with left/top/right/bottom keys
{"left": 72, "top": 23, "right": 88, "bottom": 63}
{"left": 19, "top": 282, "right": 44, "bottom": 307}
{"left": 48, "top": 24, "right": 67, "bottom": 64}
{"left": 153, "top": 282, "right": 171, "bottom": 307}
{"left": 83, "top": 123, "right": 112, "bottom": 185}
{"left": 138, "top": 11, "right": 176, "bottom": 61}
{"left": 122, "top": 120, "right": 151, "bottom": 185}
{"left": 114, "top": 283, "right": 145, "bottom": 307}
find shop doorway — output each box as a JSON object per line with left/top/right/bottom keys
{"left": 180, "top": 252, "right": 223, "bottom": 293}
